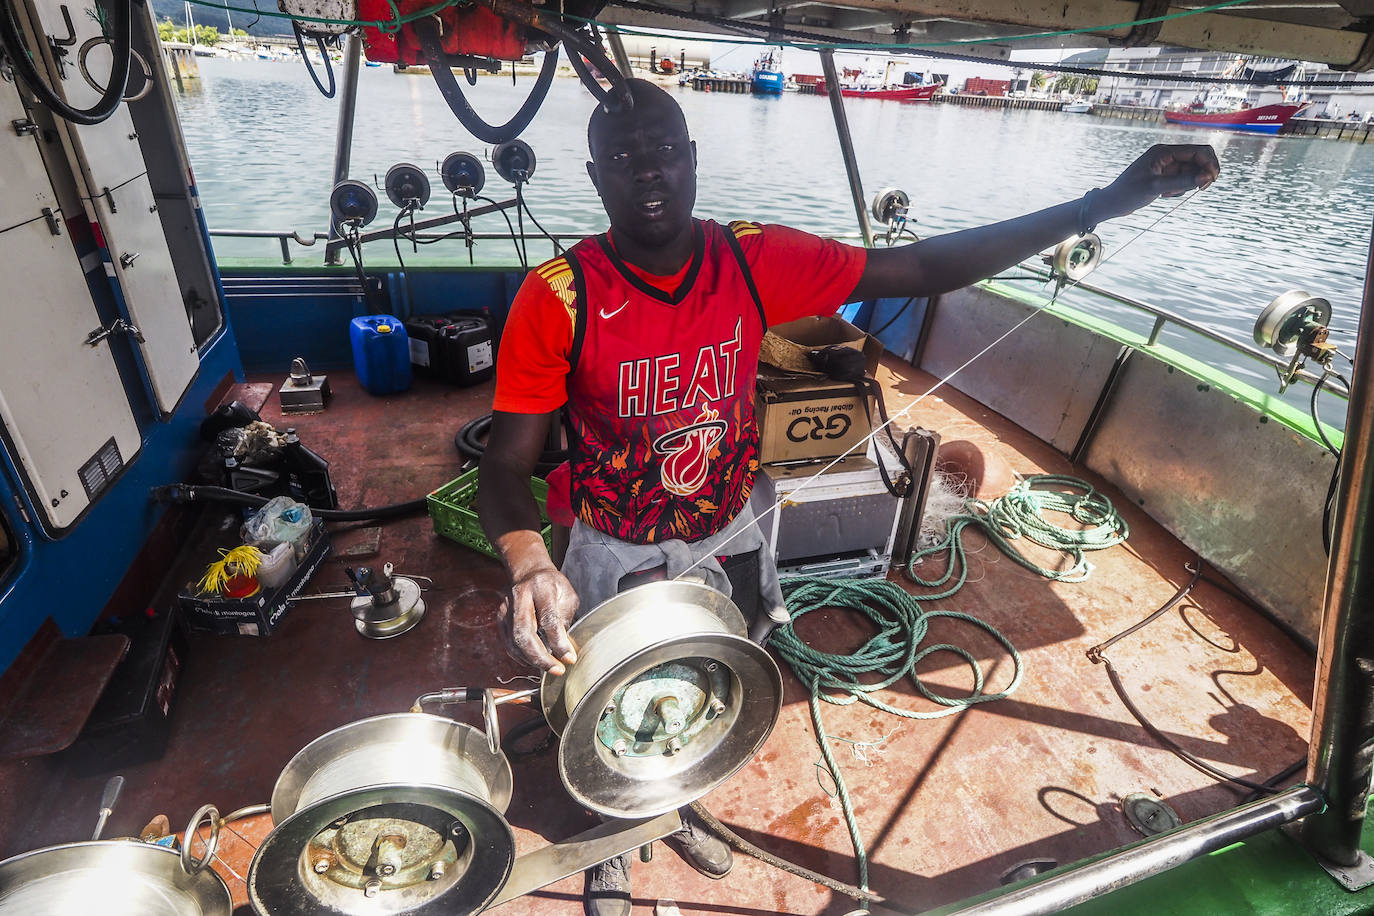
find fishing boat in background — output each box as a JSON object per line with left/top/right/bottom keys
{"left": 840, "top": 82, "right": 939, "bottom": 100}
{"left": 750, "top": 50, "right": 785, "bottom": 95}
{"left": 1163, "top": 101, "right": 1308, "bottom": 133}
{"left": 1062, "top": 100, "right": 1093, "bottom": 113}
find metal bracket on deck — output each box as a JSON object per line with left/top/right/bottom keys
{"left": 488, "top": 810, "right": 683, "bottom": 908}
{"left": 1282, "top": 824, "right": 1374, "bottom": 891}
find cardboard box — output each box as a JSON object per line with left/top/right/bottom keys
{"left": 179, "top": 520, "right": 332, "bottom": 636}
{"left": 756, "top": 375, "right": 873, "bottom": 464}
{"left": 760, "top": 315, "right": 882, "bottom": 377}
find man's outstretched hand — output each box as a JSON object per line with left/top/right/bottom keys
{"left": 1097, "top": 143, "right": 1221, "bottom": 222}
{"left": 494, "top": 531, "right": 580, "bottom": 675}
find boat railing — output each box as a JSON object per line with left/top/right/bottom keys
{"left": 207, "top": 227, "right": 1348, "bottom": 407}
{"left": 207, "top": 227, "right": 585, "bottom": 265}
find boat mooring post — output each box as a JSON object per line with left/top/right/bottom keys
{"left": 1303, "top": 216, "right": 1374, "bottom": 874}
{"left": 819, "top": 50, "right": 873, "bottom": 248}
{"left": 325, "top": 34, "right": 363, "bottom": 266}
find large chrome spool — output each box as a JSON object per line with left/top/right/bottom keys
{"left": 248, "top": 713, "right": 514, "bottom": 916}
{"left": 0, "top": 840, "right": 232, "bottom": 915}
{"left": 542, "top": 581, "right": 783, "bottom": 819}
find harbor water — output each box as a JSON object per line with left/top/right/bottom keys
{"left": 180, "top": 57, "right": 1371, "bottom": 406}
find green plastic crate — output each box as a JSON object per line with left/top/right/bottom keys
{"left": 427, "top": 468, "right": 553, "bottom": 558}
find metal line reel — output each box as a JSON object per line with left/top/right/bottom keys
{"left": 871, "top": 187, "right": 912, "bottom": 245}
{"left": 1048, "top": 233, "right": 1102, "bottom": 286}
{"left": 1253, "top": 290, "right": 1335, "bottom": 392}
{"left": 248, "top": 713, "right": 514, "bottom": 916}
{"left": 541, "top": 581, "right": 783, "bottom": 819}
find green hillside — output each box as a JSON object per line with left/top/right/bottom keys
{"left": 150, "top": 0, "right": 293, "bottom": 36}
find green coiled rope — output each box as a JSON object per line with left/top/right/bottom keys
{"left": 771, "top": 474, "right": 1126, "bottom": 903}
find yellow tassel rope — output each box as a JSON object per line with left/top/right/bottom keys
{"left": 197, "top": 544, "right": 264, "bottom": 595}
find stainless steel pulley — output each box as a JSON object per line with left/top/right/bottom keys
{"left": 248, "top": 713, "right": 514, "bottom": 916}
{"left": 541, "top": 581, "right": 783, "bottom": 819}
{"left": 1253, "top": 290, "right": 1332, "bottom": 355}
{"left": 1050, "top": 233, "right": 1102, "bottom": 282}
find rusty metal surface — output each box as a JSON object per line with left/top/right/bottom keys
{"left": 0, "top": 365, "right": 1317, "bottom": 915}
{"left": 0, "top": 633, "right": 130, "bottom": 760}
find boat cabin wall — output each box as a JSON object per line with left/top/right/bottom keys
{"left": 906, "top": 283, "right": 1331, "bottom": 644}
{"left": 0, "top": 0, "right": 243, "bottom": 678}
{"left": 221, "top": 267, "right": 526, "bottom": 374}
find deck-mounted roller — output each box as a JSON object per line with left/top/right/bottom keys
{"left": 248, "top": 713, "right": 514, "bottom": 915}
{"left": 541, "top": 581, "right": 783, "bottom": 819}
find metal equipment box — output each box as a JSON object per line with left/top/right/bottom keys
{"left": 756, "top": 451, "right": 901, "bottom": 578}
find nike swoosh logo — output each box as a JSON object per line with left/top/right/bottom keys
{"left": 599, "top": 299, "right": 630, "bottom": 320}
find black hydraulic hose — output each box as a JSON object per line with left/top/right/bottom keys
{"left": 415, "top": 18, "right": 559, "bottom": 145}
{"left": 456, "top": 414, "right": 568, "bottom": 475}
{"left": 475, "top": 0, "right": 631, "bottom": 113}
{"left": 293, "top": 22, "right": 336, "bottom": 98}
{"left": 0, "top": 0, "right": 132, "bottom": 124}
{"left": 153, "top": 483, "right": 428, "bottom": 521}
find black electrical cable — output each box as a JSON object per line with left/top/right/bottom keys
{"left": 517, "top": 184, "right": 565, "bottom": 255}
{"left": 341, "top": 228, "right": 374, "bottom": 306}
{"left": 415, "top": 17, "right": 559, "bottom": 145}
{"left": 152, "top": 484, "right": 428, "bottom": 521}
{"left": 870, "top": 296, "right": 915, "bottom": 337}
{"left": 1087, "top": 562, "right": 1282, "bottom": 795}
{"left": 455, "top": 414, "right": 568, "bottom": 474}
{"left": 475, "top": 194, "right": 526, "bottom": 270}
{"left": 0, "top": 0, "right": 132, "bottom": 124}
{"left": 1310, "top": 370, "right": 1350, "bottom": 556}
{"left": 293, "top": 22, "right": 336, "bottom": 98}
{"left": 392, "top": 206, "right": 419, "bottom": 308}
{"left": 1240, "top": 758, "right": 1307, "bottom": 804}
{"left": 500, "top": 713, "right": 556, "bottom": 759}
{"left": 515, "top": 183, "right": 530, "bottom": 266}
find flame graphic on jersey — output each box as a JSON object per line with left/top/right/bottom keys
{"left": 653, "top": 407, "right": 728, "bottom": 497}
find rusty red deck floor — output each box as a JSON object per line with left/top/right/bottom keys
{"left": 0, "top": 355, "right": 1315, "bottom": 915}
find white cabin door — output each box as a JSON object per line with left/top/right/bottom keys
{"left": 24, "top": 0, "right": 200, "bottom": 413}
{"left": 0, "top": 78, "right": 142, "bottom": 530}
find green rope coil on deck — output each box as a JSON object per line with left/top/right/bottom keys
{"left": 772, "top": 474, "right": 1126, "bottom": 903}
{"left": 909, "top": 473, "right": 1129, "bottom": 589}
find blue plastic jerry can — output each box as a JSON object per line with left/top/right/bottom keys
{"left": 350, "top": 315, "right": 413, "bottom": 395}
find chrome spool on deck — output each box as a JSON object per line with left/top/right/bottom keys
{"left": 541, "top": 581, "right": 783, "bottom": 819}
{"left": 248, "top": 713, "right": 514, "bottom": 916}
{"left": 0, "top": 840, "right": 232, "bottom": 915}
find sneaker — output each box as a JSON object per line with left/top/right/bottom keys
{"left": 663, "top": 807, "right": 733, "bottom": 878}
{"left": 585, "top": 853, "right": 632, "bottom": 916}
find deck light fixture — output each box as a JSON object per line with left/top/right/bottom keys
{"left": 491, "top": 139, "right": 536, "bottom": 185}
{"left": 329, "top": 179, "right": 378, "bottom": 229}
{"left": 384, "top": 162, "right": 432, "bottom": 210}
{"left": 440, "top": 152, "right": 486, "bottom": 198}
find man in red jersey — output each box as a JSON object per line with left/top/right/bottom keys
{"left": 478, "top": 79, "right": 1218, "bottom": 915}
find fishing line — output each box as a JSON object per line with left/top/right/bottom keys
{"left": 672, "top": 188, "right": 1203, "bottom": 580}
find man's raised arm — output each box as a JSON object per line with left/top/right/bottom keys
{"left": 849, "top": 144, "right": 1220, "bottom": 302}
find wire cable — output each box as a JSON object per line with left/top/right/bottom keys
{"left": 151, "top": 484, "right": 428, "bottom": 520}
{"left": 517, "top": 187, "right": 566, "bottom": 256}
{"left": 475, "top": 194, "right": 526, "bottom": 270}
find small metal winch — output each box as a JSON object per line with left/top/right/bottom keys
{"left": 248, "top": 713, "right": 514, "bottom": 916}
{"left": 349, "top": 563, "right": 426, "bottom": 639}
{"left": 542, "top": 581, "right": 783, "bottom": 819}
{"left": 279, "top": 357, "right": 331, "bottom": 415}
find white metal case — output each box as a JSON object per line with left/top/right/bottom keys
{"left": 0, "top": 79, "right": 142, "bottom": 529}
{"left": 24, "top": 0, "right": 199, "bottom": 413}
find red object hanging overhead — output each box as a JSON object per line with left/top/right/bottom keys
{"left": 357, "top": 0, "right": 528, "bottom": 65}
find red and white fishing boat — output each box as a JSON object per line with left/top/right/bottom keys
{"left": 1163, "top": 102, "right": 1308, "bottom": 134}
{"left": 839, "top": 82, "right": 941, "bottom": 101}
